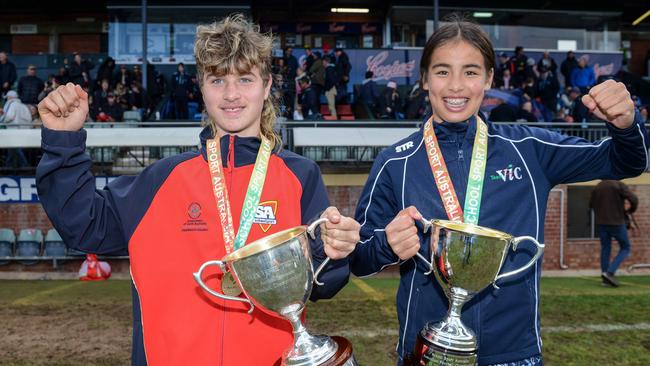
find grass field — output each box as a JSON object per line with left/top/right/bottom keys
{"left": 1, "top": 276, "right": 650, "bottom": 365}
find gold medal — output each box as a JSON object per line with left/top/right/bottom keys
{"left": 221, "top": 272, "right": 241, "bottom": 297}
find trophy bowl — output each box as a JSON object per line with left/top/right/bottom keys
{"left": 194, "top": 218, "right": 357, "bottom": 366}
{"left": 412, "top": 219, "right": 545, "bottom": 366}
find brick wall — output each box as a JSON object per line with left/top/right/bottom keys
{"left": 2, "top": 184, "right": 649, "bottom": 273}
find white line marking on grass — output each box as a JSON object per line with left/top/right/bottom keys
{"left": 543, "top": 323, "right": 650, "bottom": 334}
{"left": 337, "top": 323, "right": 650, "bottom": 339}
{"left": 11, "top": 281, "right": 85, "bottom": 306}
{"left": 339, "top": 329, "right": 400, "bottom": 338}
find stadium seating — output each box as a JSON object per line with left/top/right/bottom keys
{"left": 0, "top": 228, "right": 15, "bottom": 265}
{"left": 123, "top": 110, "right": 142, "bottom": 122}
{"left": 16, "top": 228, "right": 43, "bottom": 265}
{"left": 44, "top": 229, "right": 67, "bottom": 258}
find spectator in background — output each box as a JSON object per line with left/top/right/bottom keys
{"left": 97, "top": 92, "right": 124, "bottom": 122}
{"left": 323, "top": 55, "right": 338, "bottom": 118}
{"left": 67, "top": 53, "right": 94, "bottom": 87}
{"left": 567, "top": 87, "right": 590, "bottom": 123}
{"left": 536, "top": 66, "right": 560, "bottom": 121}
{"left": 96, "top": 57, "right": 116, "bottom": 89}
{"left": 590, "top": 180, "right": 638, "bottom": 287}
{"left": 537, "top": 51, "right": 557, "bottom": 76}
{"left": 38, "top": 79, "right": 57, "bottom": 102}
{"left": 187, "top": 75, "right": 203, "bottom": 115}
{"left": 93, "top": 79, "right": 111, "bottom": 107}
{"left": 379, "top": 80, "right": 402, "bottom": 119}
{"left": 171, "top": 63, "right": 190, "bottom": 119}
{"left": 0, "top": 91, "right": 31, "bottom": 168}
{"left": 54, "top": 67, "right": 69, "bottom": 86}
{"left": 304, "top": 47, "right": 315, "bottom": 71}
{"left": 127, "top": 81, "right": 147, "bottom": 117}
{"left": 640, "top": 105, "right": 648, "bottom": 123}
{"left": 298, "top": 75, "right": 320, "bottom": 120}
{"left": 284, "top": 47, "right": 298, "bottom": 80}
{"left": 309, "top": 51, "right": 325, "bottom": 98}
{"left": 114, "top": 64, "right": 132, "bottom": 88}
{"left": 571, "top": 56, "right": 596, "bottom": 94}
{"left": 0, "top": 51, "right": 17, "bottom": 96}
{"left": 561, "top": 51, "right": 578, "bottom": 87}
{"left": 522, "top": 76, "right": 537, "bottom": 101}
{"left": 334, "top": 48, "right": 351, "bottom": 101}
{"left": 509, "top": 45, "right": 527, "bottom": 88}
{"left": 494, "top": 68, "right": 513, "bottom": 90}
{"left": 489, "top": 98, "right": 518, "bottom": 122}
{"left": 494, "top": 52, "right": 510, "bottom": 88}
{"left": 405, "top": 82, "right": 428, "bottom": 120}
{"left": 359, "top": 70, "right": 380, "bottom": 117}
{"left": 17, "top": 65, "right": 44, "bottom": 105}
{"left": 517, "top": 100, "right": 538, "bottom": 122}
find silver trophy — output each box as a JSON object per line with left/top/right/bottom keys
{"left": 411, "top": 219, "right": 545, "bottom": 366}
{"left": 194, "top": 218, "right": 357, "bottom": 366}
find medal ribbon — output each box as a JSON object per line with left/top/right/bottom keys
{"left": 423, "top": 115, "right": 488, "bottom": 224}
{"left": 207, "top": 135, "right": 273, "bottom": 253}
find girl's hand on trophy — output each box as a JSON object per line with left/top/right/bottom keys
{"left": 386, "top": 206, "right": 422, "bottom": 260}
{"left": 38, "top": 83, "right": 89, "bottom": 131}
{"left": 320, "top": 206, "right": 361, "bottom": 260}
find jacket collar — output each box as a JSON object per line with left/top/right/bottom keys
{"left": 425, "top": 114, "right": 481, "bottom": 143}
{"left": 199, "top": 126, "right": 266, "bottom": 168}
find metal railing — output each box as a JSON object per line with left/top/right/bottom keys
{"left": 0, "top": 121, "right": 643, "bottom": 175}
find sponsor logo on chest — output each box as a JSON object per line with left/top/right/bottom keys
{"left": 490, "top": 164, "right": 524, "bottom": 182}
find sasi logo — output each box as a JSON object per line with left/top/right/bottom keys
{"left": 490, "top": 164, "right": 523, "bottom": 182}
{"left": 253, "top": 201, "right": 278, "bottom": 232}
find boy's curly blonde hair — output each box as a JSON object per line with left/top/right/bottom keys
{"left": 194, "top": 14, "right": 280, "bottom": 146}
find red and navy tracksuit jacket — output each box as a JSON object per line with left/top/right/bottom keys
{"left": 36, "top": 126, "right": 350, "bottom": 365}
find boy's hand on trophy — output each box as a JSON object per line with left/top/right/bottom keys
{"left": 320, "top": 206, "right": 361, "bottom": 260}
{"left": 386, "top": 206, "right": 422, "bottom": 260}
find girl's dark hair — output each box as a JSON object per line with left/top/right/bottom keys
{"left": 420, "top": 13, "right": 495, "bottom": 85}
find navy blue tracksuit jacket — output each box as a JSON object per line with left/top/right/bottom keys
{"left": 351, "top": 114, "right": 648, "bottom": 365}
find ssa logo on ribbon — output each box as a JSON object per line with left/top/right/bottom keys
{"left": 253, "top": 201, "right": 278, "bottom": 233}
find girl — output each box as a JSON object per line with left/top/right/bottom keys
{"left": 351, "top": 14, "right": 647, "bottom": 366}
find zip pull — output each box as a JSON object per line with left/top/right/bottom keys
{"left": 227, "top": 135, "right": 235, "bottom": 171}
{"left": 458, "top": 149, "right": 464, "bottom": 161}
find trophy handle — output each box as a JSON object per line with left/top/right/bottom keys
{"left": 307, "top": 217, "right": 330, "bottom": 286}
{"left": 193, "top": 260, "right": 255, "bottom": 314}
{"left": 494, "top": 236, "right": 545, "bottom": 286}
{"left": 417, "top": 218, "right": 434, "bottom": 275}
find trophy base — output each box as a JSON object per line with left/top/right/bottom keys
{"left": 412, "top": 333, "right": 477, "bottom": 366}
{"left": 320, "top": 336, "right": 358, "bottom": 366}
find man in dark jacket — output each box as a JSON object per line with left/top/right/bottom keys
{"left": 590, "top": 180, "right": 639, "bottom": 287}
{"left": 17, "top": 65, "right": 44, "bottom": 105}
{"left": 359, "top": 71, "right": 380, "bottom": 117}
{"left": 171, "top": 63, "right": 190, "bottom": 119}
{"left": 298, "top": 76, "right": 320, "bottom": 120}
{"left": 67, "top": 53, "right": 94, "bottom": 87}
{"left": 0, "top": 51, "right": 17, "bottom": 96}
{"left": 560, "top": 51, "right": 578, "bottom": 88}
{"left": 323, "top": 55, "right": 338, "bottom": 118}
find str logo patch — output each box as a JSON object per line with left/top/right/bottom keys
{"left": 254, "top": 201, "right": 278, "bottom": 233}
{"left": 182, "top": 202, "right": 208, "bottom": 232}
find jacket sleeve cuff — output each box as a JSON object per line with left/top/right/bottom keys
{"left": 41, "top": 127, "right": 87, "bottom": 149}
